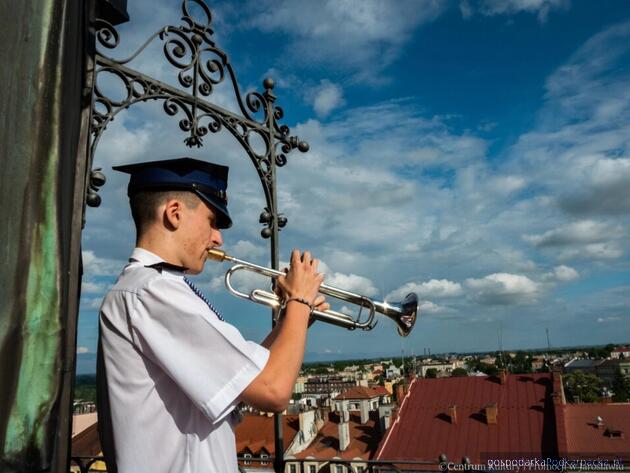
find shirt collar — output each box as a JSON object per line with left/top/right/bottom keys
{"left": 129, "top": 247, "right": 166, "bottom": 266}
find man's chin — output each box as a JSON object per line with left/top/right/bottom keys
{"left": 186, "top": 265, "right": 204, "bottom": 275}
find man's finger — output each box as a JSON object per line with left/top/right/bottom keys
{"left": 291, "top": 249, "right": 300, "bottom": 265}
{"left": 302, "top": 251, "right": 312, "bottom": 265}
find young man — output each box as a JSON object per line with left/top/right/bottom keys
{"left": 97, "top": 157, "right": 327, "bottom": 473}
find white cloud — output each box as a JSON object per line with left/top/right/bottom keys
{"left": 473, "top": 0, "right": 570, "bottom": 23}
{"left": 209, "top": 275, "right": 226, "bottom": 293}
{"left": 465, "top": 273, "right": 540, "bottom": 305}
{"left": 231, "top": 240, "right": 267, "bottom": 261}
{"left": 523, "top": 220, "right": 620, "bottom": 247}
{"left": 310, "top": 80, "right": 345, "bottom": 117}
{"left": 460, "top": 0, "right": 473, "bottom": 19}
{"left": 81, "top": 297, "right": 104, "bottom": 310}
{"left": 486, "top": 175, "right": 526, "bottom": 196}
{"left": 94, "top": 113, "right": 155, "bottom": 168}
{"left": 208, "top": 267, "right": 270, "bottom": 296}
{"left": 543, "top": 265, "right": 579, "bottom": 282}
{"left": 558, "top": 158, "right": 630, "bottom": 216}
{"left": 82, "top": 281, "right": 108, "bottom": 295}
{"left": 339, "top": 305, "right": 354, "bottom": 316}
{"left": 419, "top": 300, "right": 447, "bottom": 314}
{"left": 597, "top": 316, "right": 621, "bottom": 323}
{"left": 242, "top": 0, "right": 447, "bottom": 81}
{"left": 387, "top": 279, "right": 463, "bottom": 301}
{"left": 318, "top": 261, "right": 378, "bottom": 297}
{"left": 557, "top": 243, "right": 623, "bottom": 262}
{"left": 82, "top": 250, "right": 125, "bottom": 277}
{"left": 77, "top": 346, "right": 91, "bottom": 354}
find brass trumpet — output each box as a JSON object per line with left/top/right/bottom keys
{"left": 207, "top": 249, "right": 419, "bottom": 337}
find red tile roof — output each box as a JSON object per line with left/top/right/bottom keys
{"left": 334, "top": 386, "right": 384, "bottom": 400}
{"left": 558, "top": 403, "right": 630, "bottom": 460}
{"left": 235, "top": 414, "right": 299, "bottom": 456}
{"left": 372, "top": 386, "right": 391, "bottom": 397}
{"left": 71, "top": 421, "right": 102, "bottom": 457}
{"left": 292, "top": 412, "right": 381, "bottom": 460}
{"left": 375, "top": 373, "right": 558, "bottom": 466}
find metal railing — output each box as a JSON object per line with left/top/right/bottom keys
{"left": 70, "top": 455, "right": 442, "bottom": 473}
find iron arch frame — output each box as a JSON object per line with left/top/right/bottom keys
{"left": 83, "top": 1, "right": 309, "bottom": 471}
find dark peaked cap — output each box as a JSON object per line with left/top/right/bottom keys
{"left": 113, "top": 157, "right": 232, "bottom": 229}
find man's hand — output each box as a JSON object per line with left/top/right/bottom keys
{"left": 309, "top": 294, "right": 330, "bottom": 326}
{"left": 276, "top": 250, "right": 329, "bottom": 321}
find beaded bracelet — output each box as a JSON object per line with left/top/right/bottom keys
{"left": 280, "top": 296, "right": 315, "bottom": 315}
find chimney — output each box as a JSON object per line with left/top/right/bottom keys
{"left": 299, "top": 410, "right": 316, "bottom": 440}
{"left": 395, "top": 383, "right": 405, "bottom": 403}
{"left": 499, "top": 369, "right": 507, "bottom": 385}
{"left": 378, "top": 405, "right": 393, "bottom": 433}
{"left": 485, "top": 403, "right": 498, "bottom": 425}
{"left": 449, "top": 405, "right": 458, "bottom": 425}
{"left": 339, "top": 410, "right": 350, "bottom": 451}
{"left": 321, "top": 405, "right": 332, "bottom": 422}
{"left": 360, "top": 399, "right": 370, "bottom": 424}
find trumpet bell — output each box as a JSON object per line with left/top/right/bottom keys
{"left": 379, "top": 293, "right": 418, "bottom": 337}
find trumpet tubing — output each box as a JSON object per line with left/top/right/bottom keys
{"left": 207, "top": 249, "right": 419, "bottom": 336}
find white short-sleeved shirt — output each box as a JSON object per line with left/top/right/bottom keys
{"left": 97, "top": 248, "right": 269, "bottom": 473}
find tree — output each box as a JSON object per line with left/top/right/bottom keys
{"left": 612, "top": 369, "right": 630, "bottom": 402}
{"left": 451, "top": 368, "right": 468, "bottom": 377}
{"left": 563, "top": 370, "right": 602, "bottom": 403}
{"left": 479, "top": 363, "right": 499, "bottom": 377}
{"left": 512, "top": 352, "right": 532, "bottom": 374}
{"left": 425, "top": 368, "right": 438, "bottom": 378}
{"left": 74, "top": 375, "right": 97, "bottom": 403}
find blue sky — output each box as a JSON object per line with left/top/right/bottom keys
{"left": 76, "top": 0, "right": 630, "bottom": 374}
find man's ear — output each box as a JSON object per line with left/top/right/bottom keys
{"left": 163, "top": 198, "right": 183, "bottom": 230}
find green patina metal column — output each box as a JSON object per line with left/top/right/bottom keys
{"left": 0, "top": 1, "right": 89, "bottom": 471}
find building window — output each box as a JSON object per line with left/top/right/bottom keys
{"left": 243, "top": 453, "right": 252, "bottom": 465}
{"left": 336, "top": 464, "right": 344, "bottom": 473}
{"left": 261, "top": 453, "right": 268, "bottom": 465}
{"left": 309, "top": 464, "right": 317, "bottom": 473}
{"left": 357, "top": 467, "right": 365, "bottom": 473}
{"left": 289, "top": 464, "right": 297, "bottom": 473}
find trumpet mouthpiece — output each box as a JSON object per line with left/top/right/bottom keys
{"left": 207, "top": 249, "right": 227, "bottom": 261}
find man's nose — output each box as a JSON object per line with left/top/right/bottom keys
{"left": 213, "top": 230, "right": 223, "bottom": 247}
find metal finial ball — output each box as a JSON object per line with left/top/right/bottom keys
{"left": 261, "top": 227, "right": 272, "bottom": 239}
{"left": 297, "top": 141, "right": 309, "bottom": 152}
{"left": 91, "top": 170, "right": 106, "bottom": 187}
{"left": 86, "top": 191, "right": 102, "bottom": 208}
{"left": 263, "top": 77, "right": 275, "bottom": 90}
{"left": 259, "top": 211, "right": 272, "bottom": 224}
{"left": 438, "top": 454, "right": 447, "bottom": 463}
{"left": 192, "top": 34, "right": 203, "bottom": 45}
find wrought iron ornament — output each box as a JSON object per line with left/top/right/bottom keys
{"left": 87, "top": 0, "right": 308, "bottom": 239}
